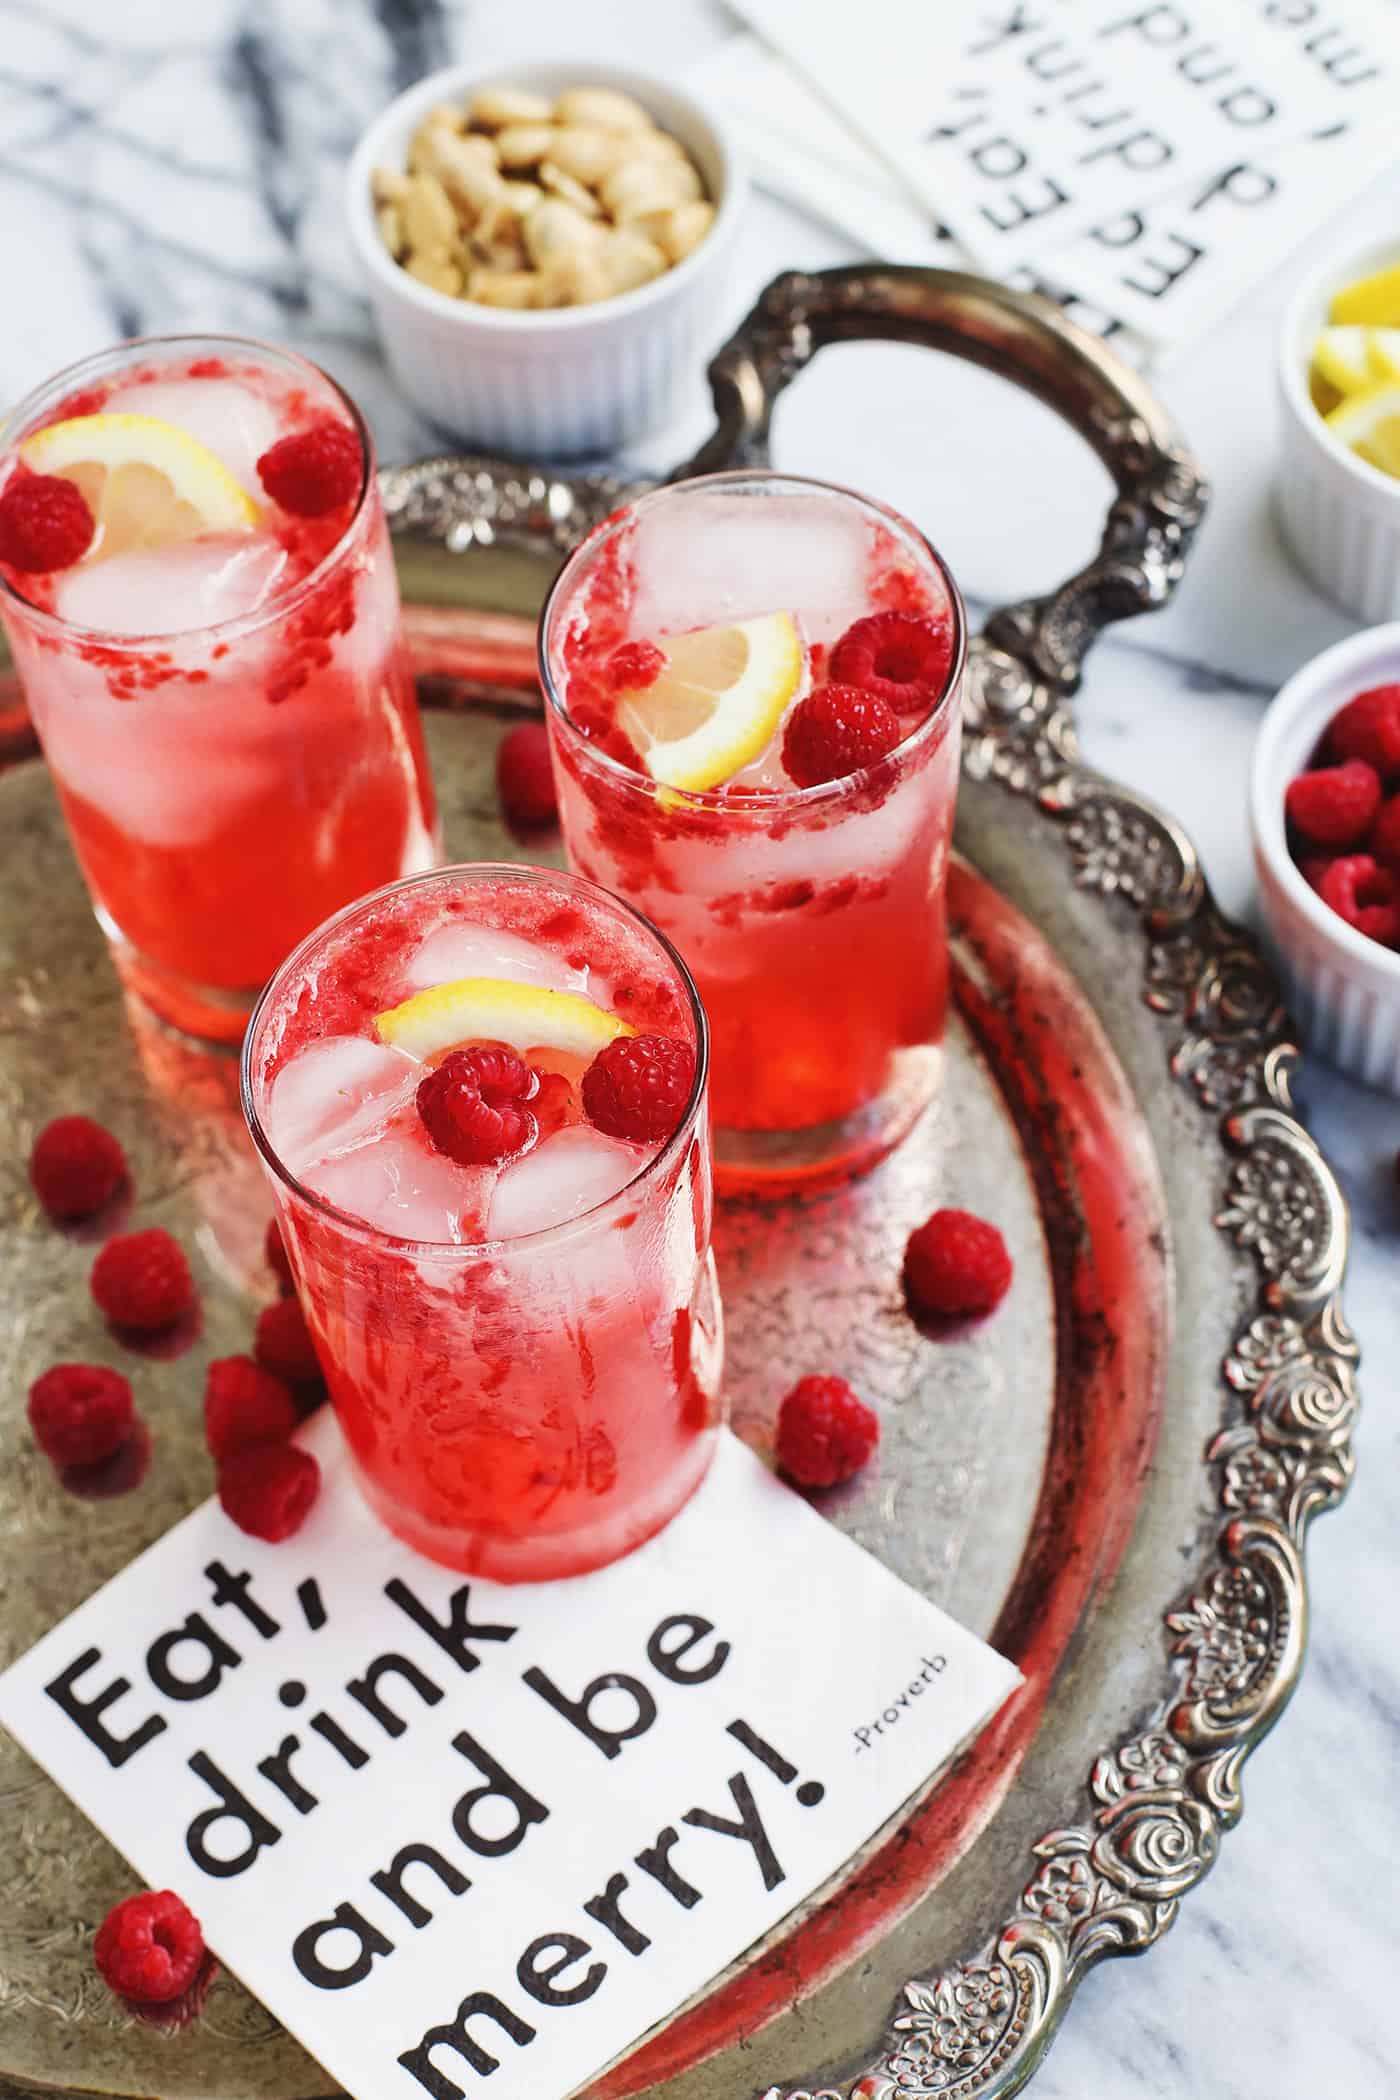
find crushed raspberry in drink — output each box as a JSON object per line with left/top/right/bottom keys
{"left": 543, "top": 477, "right": 963, "bottom": 1179}
{"left": 245, "top": 869, "right": 721, "bottom": 1582}
{"left": 0, "top": 342, "right": 437, "bottom": 1040}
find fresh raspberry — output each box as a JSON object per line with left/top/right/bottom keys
{"left": 604, "top": 639, "right": 665, "bottom": 693}
{"left": 829, "top": 611, "right": 953, "bottom": 713}
{"left": 496, "top": 722, "right": 558, "bottom": 830}
{"left": 1370, "top": 794, "right": 1400, "bottom": 873}
{"left": 219, "top": 1440, "right": 320, "bottom": 1541}
{"left": 204, "top": 1355, "right": 299, "bottom": 1461}
{"left": 264, "top": 1217, "right": 294, "bottom": 1291}
{"left": 91, "top": 1228, "right": 194, "bottom": 1333}
{"left": 1284, "top": 759, "right": 1381, "bottom": 848}
{"left": 417, "top": 1044, "right": 536, "bottom": 1167}
{"left": 256, "top": 419, "right": 362, "bottom": 517}
{"left": 1315, "top": 853, "right": 1400, "bottom": 945}
{"left": 782, "top": 682, "right": 901, "bottom": 788}
{"left": 27, "top": 1363, "right": 134, "bottom": 1468}
{"left": 776, "top": 1375, "right": 879, "bottom": 1487}
{"left": 254, "top": 1298, "right": 322, "bottom": 1386}
{"left": 1329, "top": 683, "right": 1400, "bottom": 779}
{"left": 904, "top": 1208, "right": 1013, "bottom": 1319}
{"left": 94, "top": 1890, "right": 205, "bottom": 2006}
{"left": 0, "top": 467, "right": 95, "bottom": 571}
{"left": 581, "top": 1033, "right": 694, "bottom": 1143}
{"left": 1296, "top": 853, "right": 1335, "bottom": 892}
{"left": 28, "top": 1114, "right": 127, "bottom": 1219}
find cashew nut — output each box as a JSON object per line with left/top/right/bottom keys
{"left": 412, "top": 127, "right": 504, "bottom": 224}
{"left": 494, "top": 123, "right": 558, "bottom": 170}
{"left": 469, "top": 85, "right": 554, "bottom": 129}
{"left": 399, "top": 173, "right": 461, "bottom": 257}
{"left": 467, "top": 266, "right": 542, "bottom": 309}
{"left": 523, "top": 197, "right": 603, "bottom": 267}
{"left": 371, "top": 163, "right": 411, "bottom": 206}
{"left": 546, "top": 125, "right": 628, "bottom": 187}
{"left": 539, "top": 161, "right": 601, "bottom": 216}
{"left": 376, "top": 203, "right": 405, "bottom": 259}
{"left": 595, "top": 227, "right": 667, "bottom": 294}
{"left": 536, "top": 248, "right": 613, "bottom": 306}
{"left": 603, "top": 156, "right": 702, "bottom": 224}
{"left": 405, "top": 252, "right": 464, "bottom": 297}
{"left": 553, "top": 86, "right": 653, "bottom": 132}
{"left": 654, "top": 199, "right": 715, "bottom": 264}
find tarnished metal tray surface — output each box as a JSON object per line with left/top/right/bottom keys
{"left": 0, "top": 269, "right": 1355, "bottom": 2100}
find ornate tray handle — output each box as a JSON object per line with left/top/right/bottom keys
{"left": 678, "top": 264, "right": 1209, "bottom": 695}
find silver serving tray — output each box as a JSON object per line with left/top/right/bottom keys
{"left": 0, "top": 269, "right": 1355, "bottom": 2100}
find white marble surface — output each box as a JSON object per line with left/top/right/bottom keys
{"left": 2, "top": 2, "right": 1397, "bottom": 2095}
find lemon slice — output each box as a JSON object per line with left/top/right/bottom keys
{"left": 1330, "top": 264, "right": 1400, "bottom": 328}
{"left": 375, "top": 977, "right": 635, "bottom": 1062}
{"left": 1325, "top": 384, "right": 1400, "bottom": 477}
{"left": 613, "top": 611, "right": 803, "bottom": 791}
{"left": 20, "top": 413, "right": 259, "bottom": 559}
{"left": 1313, "top": 326, "right": 1371, "bottom": 396}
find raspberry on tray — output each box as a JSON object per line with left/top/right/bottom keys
{"left": 904, "top": 1208, "right": 1013, "bottom": 1320}
{"left": 90, "top": 1228, "right": 195, "bottom": 1334}
{"left": 204, "top": 1356, "right": 299, "bottom": 1462}
{"left": 218, "top": 1441, "right": 321, "bottom": 1542}
{"left": 28, "top": 1114, "right": 127, "bottom": 1220}
{"left": 776, "top": 1375, "right": 879, "bottom": 1487}
{"left": 28, "top": 1363, "right": 134, "bottom": 1468}
{"left": 94, "top": 1890, "right": 206, "bottom": 2006}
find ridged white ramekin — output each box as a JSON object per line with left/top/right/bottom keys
{"left": 346, "top": 60, "right": 746, "bottom": 459}
{"left": 1252, "top": 621, "right": 1400, "bottom": 1092}
{"left": 1277, "top": 237, "right": 1400, "bottom": 622}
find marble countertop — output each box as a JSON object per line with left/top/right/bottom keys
{"left": 2, "top": 2, "right": 1395, "bottom": 2095}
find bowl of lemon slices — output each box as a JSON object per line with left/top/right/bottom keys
{"left": 1279, "top": 240, "right": 1400, "bottom": 622}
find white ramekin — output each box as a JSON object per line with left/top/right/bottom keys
{"left": 1277, "top": 236, "right": 1400, "bottom": 623}
{"left": 346, "top": 60, "right": 747, "bottom": 459}
{"left": 1252, "top": 621, "right": 1400, "bottom": 1092}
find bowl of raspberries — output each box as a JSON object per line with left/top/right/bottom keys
{"left": 1253, "top": 624, "right": 1400, "bottom": 1090}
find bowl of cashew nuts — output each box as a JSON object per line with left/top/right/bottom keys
{"left": 346, "top": 60, "right": 747, "bottom": 458}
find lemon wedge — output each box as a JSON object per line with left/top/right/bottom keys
{"left": 375, "top": 977, "right": 634, "bottom": 1062}
{"left": 1325, "top": 384, "right": 1400, "bottom": 478}
{"left": 1330, "top": 264, "right": 1400, "bottom": 328}
{"left": 20, "top": 413, "right": 259, "bottom": 559}
{"left": 613, "top": 611, "right": 803, "bottom": 792}
{"left": 1368, "top": 329, "right": 1400, "bottom": 383}
{"left": 1313, "top": 326, "right": 1371, "bottom": 397}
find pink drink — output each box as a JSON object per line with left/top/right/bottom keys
{"left": 0, "top": 336, "right": 437, "bottom": 1042}
{"left": 540, "top": 471, "right": 965, "bottom": 1188}
{"left": 242, "top": 864, "right": 723, "bottom": 1582}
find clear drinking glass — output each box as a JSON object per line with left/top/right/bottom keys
{"left": 0, "top": 334, "right": 438, "bottom": 1042}
{"left": 241, "top": 863, "right": 724, "bottom": 1583}
{"left": 539, "top": 470, "right": 966, "bottom": 1190}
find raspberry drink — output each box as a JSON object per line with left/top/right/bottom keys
{"left": 242, "top": 863, "right": 722, "bottom": 1582}
{"left": 540, "top": 472, "right": 965, "bottom": 1189}
{"left": 0, "top": 336, "right": 437, "bottom": 1042}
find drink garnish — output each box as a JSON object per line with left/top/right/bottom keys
{"left": 19, "top": 412, "right": 259, "bottom": 558}
{"left": 375, "top": 974, "right": 634, "bottom": 1060}
{"left": 610, "top": 610, "right": 802, "bottom": 790}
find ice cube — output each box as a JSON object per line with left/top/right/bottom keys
{"left": 306, "top": 1128, "right": 477, "bottom": 1244}
{"left": 488, "top": 1126, "right": 639, "bottom": 1240}
{"left": 267, "top": 1036, "right": 420, "bottom": 1172}
{"left": 402, "top": 922, "right": 587, "bottom": 998}
{"left": 103, "top": 377, "right": 281, "bottom": 499}
{"left": 54, "top": 534, "right": 289, "bottom": 638}
{"left": 629, "top": 492, "right": 870, "bottom": 642}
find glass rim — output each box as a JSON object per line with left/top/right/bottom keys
{"left": 0, "top": 332, "right": 377, "bottom": 650}
{"left": 536, "top": 467, "right": 968, "bottom": 814}
{"left": 239, "top": 860, "right": 711, "bottom": 1259}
